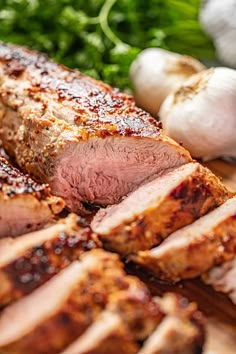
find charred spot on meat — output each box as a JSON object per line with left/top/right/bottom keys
{"left": 0, "top": 214, "right": 100, "bottom": 307}
{"left": 0, "top": 156, "right": 64, "bottom": 237}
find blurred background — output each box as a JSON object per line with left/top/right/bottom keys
{"left": 0, "top": 0, "right": 235, "bottom": 90}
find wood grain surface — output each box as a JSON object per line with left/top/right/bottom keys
{"left": 127, "top": 159, "right": 236, "bottom": 354}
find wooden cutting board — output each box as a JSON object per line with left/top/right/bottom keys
{"left": 128, "top": 159, "right": 236, "bottom": 354}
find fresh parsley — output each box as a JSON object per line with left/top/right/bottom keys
{"left": 0, "top": 0, "right": 215, "bottom": 90}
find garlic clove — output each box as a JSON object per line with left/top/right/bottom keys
{"left": 160, "top": 67, "right": 236, "bottom": 160}
{"left": 129, "top": 48, "right": 205, "bottom": 116}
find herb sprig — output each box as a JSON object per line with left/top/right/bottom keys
{"left": 0, "top": 0, "right": 214, "bottom": 90}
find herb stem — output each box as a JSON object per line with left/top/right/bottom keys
{"left": 87, "top": 16, "right": 99, "bottom": 25}
{"left": 99, "top": 0, "right": 123, "bottom": 46}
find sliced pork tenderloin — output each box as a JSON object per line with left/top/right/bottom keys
{"left": 202, "top": 256, "right": 236, "bottom": 305}
{"left": 139, "top": 293, "right": 205, "bottom": 354}
{"left": 139, "top": 315, "right": 203, "bottom": 354}
{"left": 115, "top": 292, "right": 204, "bottom": 354}
{"left": 77, "top": 252, "right": 163, "bottom": 341}
{"left": 60, "top": 294, "right": 204, "bottom": 354}
{"left": 0, "top": 42, "right": 191, "bottom": 213}
{"left": 92, "top": 162, "right": 229, "bottom": 255}
{"left": 133, "top": 197, "right": 236, "bottom": 281}
{"left": 0, "top": 249, "right": 162, "bottom": 354}
{"left": 0, "top": 156, "right": 64, "bottom": 237}
{"left": 106, "top": 276, "right": 163, "bottom": 340}
{"left": 0, "top": 214, "right": 100, "bottom": 307}
{"left": 60, "top": 311, "right": 139, "bottom": 354}
{"left": 0, "top": 259, "right": 102, "bottom": 354}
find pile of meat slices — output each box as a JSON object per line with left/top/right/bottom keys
{"left": 0, "top": 42, "right": 235, "bottom": 353}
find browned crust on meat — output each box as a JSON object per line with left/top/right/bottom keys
{"left": 0, "top": 155, "right": 50, "bottom": 199}
{"left": 0, "top": 250, "right": 162, "bottom": 354}
{"left": 0, "top": 155, "right": 64, "bottom": 237}
{"left": 61, "top": 312, "right": 139, "bottom": 354}
{"left": 0, "top": 42, "right": 162, "bottom": 138}
{"left": 134, "top": 215, "right": 236, "bottom": 282}
{"left": 140, "top": 293, "right": 205, "bottom": 354}
{"left": 81, "top": 252, "right": 163, "bottom": 341}
{"left": 0, "top": 249, "right": 205, "bottom": 354}
{"left": 98, "top": 164, "right": 229, "bottom": 256}
{"left": 62, "top": 293, "right": 204, "bottom": 354}
{"left": 67, "top": 330, "right": 139, "bottom": 354}
{"left": 158, "top": 292, "right": 205, "bottom": 343}
{"left": 0, "top": 42, "right": 163, "bottom": 137}
{"left": 0, "top": 215, "right": 100, "bottom": 307}
{"left": 0, "top": 267, "right": 108, "bottom": 354}
{"left": 78, "top": 335, "right": 138, "bottom": 354}
{"left": 0, "top": 155, "right": 64, "bottom": 215}
{"left": 0, "top": 42, "right": 191, "bottom": 185}
{"left": 107, "top": 277, "right": 163, "bottom": 340}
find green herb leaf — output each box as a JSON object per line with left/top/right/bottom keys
{"left": 0, "top": 0, "right": 215, "bottom": 90}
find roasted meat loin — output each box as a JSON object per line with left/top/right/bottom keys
{"left": 134, "top": 197, "right": 236, "bottom": 281}
{"left": 0, "top": 42, "right": 209, "bottom": 354}
{"left": 0, "top": 249, "right": 204, "bottom": 354}
{"left": 0, "top": 249, "right": 162, "bottom": 354}
{"left": 59, "top": 293, "right": 204, "bottom": 354}
{"left": 0, "top": 42, "right": 191, "bottom": 212}
{"left": 92, "top": 162, "right": 229, "bottom": 255}
{"left": 0, "top": 156, "right": 64, "bottom": 237}
{"left": 0, "top": 214, "right": 100, "bottom": 307}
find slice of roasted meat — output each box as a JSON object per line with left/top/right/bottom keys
{"left": 60, "top": 311, "right": 139, "bottom": 354}
{"left": 92, "top": 162, "right": 229, "bottom": 255}
{"left": 0, "top": 250, "right": 161, "bottom": 354}
{"left": 0, "top": 156, "right": 64, "bottom": 237}
{"left": 106, "top": 276, "right": 162, "bottom": 340}
{"left": 60, "top": 294, "right": 204, "bottom": 354}
{"left": 133, "top": 197, "right": 236, "bottom": 281}
{"left": 0, "top": 42, "right": 191, "bottom": 213}
{"left": 202, "top": 256, "right": 236, "bottom": 305}
{"left": 139, "top": 293, "right": 205, "bottom": 354}
{"left": 0, "top": 214, "right": 100, "bottom": 307}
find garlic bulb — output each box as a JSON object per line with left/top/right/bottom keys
{"left": 200, "top": 0, "right": 236, "bottom": 68}
{"left": 129, "top": 48, "right": 205, "bottom": 116}
{"left": 160, "top": 67, "right": 236, "bottom": 160}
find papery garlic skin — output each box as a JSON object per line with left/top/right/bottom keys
{"left": 200, "top": 0, "right": 236, "bottom": 68}
{"left": 160, "top": 67, "right": 236, "bottom": 160}
{"left": 129, "top": 48, "right": 205, "bottom": 116}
